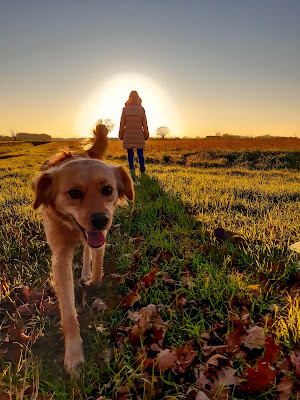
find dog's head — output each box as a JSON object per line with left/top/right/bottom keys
{"left": 32, "top": 158, "right": 134, "bottom": 248}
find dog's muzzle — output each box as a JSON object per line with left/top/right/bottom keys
{"left": 73, "top": 213, "right": 108, "bottom": 248}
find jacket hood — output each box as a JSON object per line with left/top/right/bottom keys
{"left": 125, "top": 91, "right": 142, "bottom": 106}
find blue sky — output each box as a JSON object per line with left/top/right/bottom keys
{"left": 1, "top": 0, "right": 299, "bottom": 137}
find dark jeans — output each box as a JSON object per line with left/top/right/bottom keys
{"left": 127, "top": 148, "right": 145, "bottom": 172}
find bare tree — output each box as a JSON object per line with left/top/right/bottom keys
{"left": 96, "top": 118, "right": 115, "bottom": 134}
{"left": 156, "top": 126, "right": 170, "bottom": 139}
{"left": 9, "top": 129, "right": 17, "bottom": 141}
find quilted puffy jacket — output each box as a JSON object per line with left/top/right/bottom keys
{"left": 119, "top": 104, "right": 149, "bottom": 149}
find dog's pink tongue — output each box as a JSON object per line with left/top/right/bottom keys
{"left": 86, "top": 231, "right": 106, "bottom": 248}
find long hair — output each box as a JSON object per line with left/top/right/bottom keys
{"left": 125, "top": 90, "right": 142, "bottom": 106}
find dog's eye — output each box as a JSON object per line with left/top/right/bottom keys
{"left": 68, "top": 189, "right": 83, "bottom": 199}
{"left": 102, "top": 185, "right": 113, "bottom": 196}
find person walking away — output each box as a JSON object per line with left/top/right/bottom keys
{"left": 119, "top": 91, "right": 149, "bottom": 174}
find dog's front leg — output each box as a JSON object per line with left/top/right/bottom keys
{"left": 85, "top": 245, "right": 105, "bottom": 287}
{"left": 81, "top": 244, "right": 91, "bottom": 283}
{"left": 52, "top": 246, "right": 84, "bottom": 373}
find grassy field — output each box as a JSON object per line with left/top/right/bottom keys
{"left": 1, "top": 139, "right": 300, "bottom": 399}
{"left": 106, "top": 138, "right": 300, "bottom": 170}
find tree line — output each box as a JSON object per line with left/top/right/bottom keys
{"left": 0, "top": 132, "right": 52, "bottom": 141}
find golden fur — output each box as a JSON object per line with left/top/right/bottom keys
{"left": 32, "top": 124, "right": 134, "bottom": 373}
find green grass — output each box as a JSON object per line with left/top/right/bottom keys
{"left": 1, "top": 142, "right": 300, "bottom": 399}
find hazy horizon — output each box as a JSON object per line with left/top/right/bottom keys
{"left": 1, "top": 1, "right": 299, "bottom": 138}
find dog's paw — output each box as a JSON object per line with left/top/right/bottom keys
{"left": 64, "top": 336, "right": 84, "bottom": 374}
{"left": 83, "top": 278, "right": 102, "bottom": 288}
{"left": 80, "top": 273, "right": 91, "bottom": 286}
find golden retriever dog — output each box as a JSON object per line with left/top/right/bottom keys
{"left": 32, "top": 124, "right": 134, "bottom": 373}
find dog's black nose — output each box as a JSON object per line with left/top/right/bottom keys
{"left": 90, "top": 213, "right": 109, "bottom": 230}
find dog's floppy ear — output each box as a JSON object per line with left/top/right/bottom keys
{"left": 32, "top": 171, "right": 55, "bottom": 209}
{"left": 114, "top": 166, "right": 134, "bottom": 203}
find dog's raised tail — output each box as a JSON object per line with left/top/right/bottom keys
{"left": 85, "top": 123, "right": 109, "bottom": 160}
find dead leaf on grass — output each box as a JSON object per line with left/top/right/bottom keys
{"left": 128, "top": 304, "right": 168, "bottom": 346}
{"left": 140, "top": 265, "right": 159, "bottom": 288}
{"left": 195, "top": 392, "right": 210, "bottom": 400}
{"left": 242, "top": 325, "right": 265, "bottom": 350}
{"left": 290, "top": 241, "right": 300, "bottom": 255}
{"left": 13, "top": 285, "right": 31, "bottom": 304}
{"left": 116, "top": 384, "right": 131, "bottom": 400}
{"left": 291, "top": 350, "right": 300, "bottom": 378}
{"left": 129, "top": 304, "right": 157, "bottom": 324}
{"left": 262, "top": 337, "right": 281, "bottom": 364}
{"left": 216, "top": 366, "right": 241, "bottom": 387}
{"left": 202, "top": 342, "right": 228, "bottom": 357}
{"left": 8, "top": 324, "right": 30, "bottom": 343}
{"left": 41, "top": 299, "right": 59, "bottom": 316}
{"left": 157, "top": 348, "right": 177, "bottom": 373}
{"left": 91, "top": 298, "right": 108, "bottom": 312}
{"left": 197, "top": 363, "right": 240, "bottom": 396}
{"left": 136, "top": 349, "right": 155, "bottom": 369}
{"left": 124, "top": 265, "right": 159, "bottom": 306}
{"left": 160, "top": 272, "right": 177, "bottom": 285}
{"left": 241, "top": 360, "right": 277, "bottom": 394}
{"left": 174, "top": 343, "right": 198, "bottom": 374}
{"left": 16, "top": 303, "right": 36, "bottom": 318}
{"left": 151, "top": 315, "right": 168, "bottom": 347}
{"left": 205, "top": 354, "right": 229, "bottom": 370}
{"left": 125, "top": 290, "right": 141, "bottom": 307}
{"left": 200, "top": 330, "right": 228, "bottom": 357}
{"left": 277, "top": 374, "right": 293, "bottom": 400}
{"left": 170, "top": 292, "right": 188, "bottom": 308}
{"left": 225, "top": 329, "right": 243, "bottom": 354}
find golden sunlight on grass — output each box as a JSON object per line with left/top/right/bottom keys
{"left": 274, "top": 294, "right": 300, "bottom": 348}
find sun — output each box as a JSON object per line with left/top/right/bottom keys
{"left": 75, "top": 73, "right": 183, "bottom": 138}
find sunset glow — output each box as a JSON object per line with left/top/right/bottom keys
{"left": 75, "top": 73, "right": 183, "bottom": 138}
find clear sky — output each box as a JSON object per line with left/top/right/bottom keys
{"left": 1, "top": 0, "right": 299, "bottom": 138}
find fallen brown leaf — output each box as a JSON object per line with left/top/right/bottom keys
{"left": 174, "top": 343, "right": 198, "bottom": 374}
{"left": 197, "top": 362, "right": 240, "bottom": 396}
{"left": 291, "top": 350, "right": 300, "bottom": 378}
{"left": 140, "top": 265, "right": 159, "bottom": 289}
{"left": 241, "top": 360, "right": 277, "bottom": 394}
{"left": 128, "top": 304, "right": 158, "bottom": 344}
{"left": 195, "top": 391, "right": 210, "bottom": 400}
{"left": 157, "top": 348, "right": 177, "bottom": 373}
{"left": 8, "top": 324, "right": 30, "bottom": 343}
{"left": 125, "top": 289, "right": 141, "bottom": 307}
{"left": 124, "top": 266, "right": 159, "bottom": 306}
{"left": 91, "top": 298, "right": 108, "bottom": 312}
{"left": 216, "top": 366, "right": 241, "bottom": 387}
{"left": 261, "top": 337, "right": 281, "bottom": 364}
{"left": 42, "top": 299, "right": 59, "bottom": 316}
{"left": 16, "top": 303, "right": 36, "bottom": 318}
{"left": 277, "top": 374, "right": 293, "bottom": 400}
{"left": 205, "top": 354, "right": 228, "bottom": 371}
{"left": 242, "top": 325, "right": 265, "bottom": 350}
